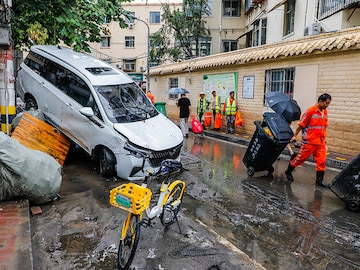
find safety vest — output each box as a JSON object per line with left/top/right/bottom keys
{"left": 213, "top": 95, "right": 221, "bottom": 113}
{"left": 300, "top": 104, "right": 328, "bottom": 145}
{"left": 197, "top": 98, "right": 208, "bottom": 114}
{"left": 225, "top": 98, "right": 237, "bottom": 115}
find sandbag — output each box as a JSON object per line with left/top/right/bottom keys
{"left": 191, "top": 117, "right": 204, "bottom": 134}
{"left": 214, "top": 113, "right": 222, "bottom": 129}
{"left": 235, "top": 111, "right": 243, "bottom": 126}
{"left": 0, "top": 132, "right": 62, "bottom": 204}
{"left": 203, "top": 112, "right": 212, "bottom": 127}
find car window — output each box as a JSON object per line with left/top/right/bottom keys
{"left": 39, "top": 59, "right": 102, "bottom": 120}
{"left": 24, "top": 52, "right": 46, "bottom": 75}
{"left": 95, "top": 82, "right": 158, "bottom": 123}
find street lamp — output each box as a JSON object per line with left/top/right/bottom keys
{"left": 131, "top": 16, "right": 150, "bottom": 91}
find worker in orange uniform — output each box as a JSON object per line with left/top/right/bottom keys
{"left": 285, "top": 93, "right": 332, "bottom": 187}
{"left": 146, "top": 90, "right": 155, "bottom": 104}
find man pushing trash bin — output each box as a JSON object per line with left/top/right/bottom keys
{"left": 285, "top": 93, "right": 332, "bottom": 187}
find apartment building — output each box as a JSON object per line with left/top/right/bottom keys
{"left": 89, "top": 0, "right": 182, "bottom": 83}
{"left": 89, "top": 0, "right": 250, "bottom": 83}
{"left": 243, "top": 0, "right": 360, "bottom": 46}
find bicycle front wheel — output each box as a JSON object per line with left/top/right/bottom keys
{"left": 160, "top": 181, "right": 185, "bottom": 226}
{"left": 118, "top": 214, "right": 140, "bottom": 270}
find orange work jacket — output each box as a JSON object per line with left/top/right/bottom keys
{"left": 299, "top": 104, "right": 328, "bottom": 145}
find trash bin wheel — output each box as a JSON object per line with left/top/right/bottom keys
{"left": 247, "top": 167, "right": 255, "bottom": 177}
{"left": 346, "top": 200, "right": 360, "bottom": 212}
{"left": 267, "top": 166, "right": 275, "bottom": 175}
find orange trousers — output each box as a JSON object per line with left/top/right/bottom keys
{"left": 290, "top": 142, "right": 327, "bottom": 171}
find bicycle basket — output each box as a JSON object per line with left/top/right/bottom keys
{"left": 109, "top": 183, "right": 152, "bottom": 215}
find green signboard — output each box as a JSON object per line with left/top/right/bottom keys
{"left": 202, "top": 72, "right": 237, "bottom": 103}
{"left": 127, "top": 73, "right": 144, "bottom": 82}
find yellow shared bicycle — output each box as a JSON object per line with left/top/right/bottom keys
{"left": 109, "top": 145, "right": 186, "bottom": 270}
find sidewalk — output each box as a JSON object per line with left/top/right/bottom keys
{"left": 0, "top": 200, "right": 32, "bottom": 270}
{"left": 0, "top": 120, "right": 354, "bottom": 270}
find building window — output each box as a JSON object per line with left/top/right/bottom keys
{"left": 104, "top": 17, "right": 111, "bottom": 24}
{"left": 264, "top": 68, "right": 295, "bottom": 98}
{"left": 223, "top": 40, "right": 238, "bottom": 52}
{"left": 125, "top": 36, "right": 135, "bottom": 48}
{"left": 123, "top": 59, "right": 136, "bottom": 72}
{"left": 191, "top": 37, "right": 212, "bottom": 57}
{"left": 284, "top": 0, "right": 295, "bottom": 36}
{"left": 101, "top": 37, "right": 111, "bottom": 48}
{"left": 168, "top": 78, "right": 178, "bottom": 99}
{"left": 252, "top": 18, "right": 267, "bottom": 46}
{"left": 223, "top": 0, "right": 240, "bottom": 17}
{"left": 150, "top": 12, "right": 160, "bottom": 23}
{"left": 206, "top": 0, "right": 213, "bottom": 16}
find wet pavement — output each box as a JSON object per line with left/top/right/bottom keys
{"left": 28, "top": 146, "right": 267, "bottom": 270}
{"left": 3, "top": 126, "right": 360, "bottom": 270}
{"left": 181, "top": 134, "right": 360, "bottom": 270}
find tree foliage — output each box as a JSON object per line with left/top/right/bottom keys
{"left": 12, "top": 0, "right": 130, "bottom": 52}
{"left": 151, "top": 0, "right": 211, "bottom": 64}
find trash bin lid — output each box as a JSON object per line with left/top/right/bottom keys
{"left": 154, "top": 102, "right": 166, "bottom": 105}
{"left": 263, "top": 112, "right": 293, "bottom": 143}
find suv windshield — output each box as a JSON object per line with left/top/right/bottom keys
{"left": 95, "top": 82, "right": 158, "bottom": 123}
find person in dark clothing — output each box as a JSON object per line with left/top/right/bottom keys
{"left": 177, "top": 93, "right": 191, "bottom": 137}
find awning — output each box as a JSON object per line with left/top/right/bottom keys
{"left": 267, "top": 0, "right": 287, "bottom": 13}
{"left": 237, "top": 30, "right": 251, "bottom": 40}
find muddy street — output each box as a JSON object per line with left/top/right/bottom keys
{"left": 30, "top": 136, "right": 360, "bottom": 269}
{"left": 30, "top": 145, "right": 261, "bottom": 270}
{"left": 182, "top": 136, "right": 360, "bottom": 270}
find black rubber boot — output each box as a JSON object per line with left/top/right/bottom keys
{"left": 316, "top": 171, "right": 327, "bottom": 188}
{"left": 285, "top": 164, "right": 295, "bottom": 182}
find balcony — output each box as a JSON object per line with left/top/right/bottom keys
{"left": 319, "top": 0, "right": 360, "bottom": 19}
{"left": 245, "top": 0, "right": 264, "bottom": 15}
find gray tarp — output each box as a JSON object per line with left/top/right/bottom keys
{"left": 0, "top": 131, "right": 62, "bottom": 204}
{"left": 11, "top": 108, "right": 45, "bottom": 128}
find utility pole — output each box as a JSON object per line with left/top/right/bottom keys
{"left": 0, "top": 0, "right": 14, "bottom": 134}
{"left": 131, "top": 16, "right": 150, "bottom": 91}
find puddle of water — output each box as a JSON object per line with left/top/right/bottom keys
{"left": 182, "top": 135, "right": 360, "bottom": 269}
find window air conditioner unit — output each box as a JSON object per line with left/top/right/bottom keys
{"left": 304, "top": 22, "right": 322, "bottom": 36}
{"left": 140, "top": 66, "right": 145, "bottom": 72}
{"left": 116, "top": 64, "right": 122, "bottom": 69}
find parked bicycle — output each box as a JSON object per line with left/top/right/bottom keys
{"left": 109, "top": 144, "right": 186, "bottom": 270}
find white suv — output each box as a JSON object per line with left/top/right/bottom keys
{"left": 16, "top": 45, "right": 183, "bottom": 180}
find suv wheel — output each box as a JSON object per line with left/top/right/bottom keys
{"left": 99, "top": 147, "right": 116, "bottom": 177}
{"left": 25, "top": 97, "right": 38, "bottom": 110}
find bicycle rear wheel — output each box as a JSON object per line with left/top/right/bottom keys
{"left": 118, "top": 214, "right": 140, "bottom": 270}
{"left": 160, "top": 181, "right": 185, "bottom": 226}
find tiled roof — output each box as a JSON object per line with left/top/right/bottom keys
{"left": 151, "top": 27, "right": 360, "bottom": 75}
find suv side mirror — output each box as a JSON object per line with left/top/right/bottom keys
{"left": 80, "top": 107, "right": 94, "bottom": 117}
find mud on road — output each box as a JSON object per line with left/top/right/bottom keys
{"left": 30, "top": 147, "right": 263, "bottom": 270}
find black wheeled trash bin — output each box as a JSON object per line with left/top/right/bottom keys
{"left": 329, "top": 154, "right": 360, "bottom": 212}
{"left": 242, "top": 112, "right": 293, "bottom": 177}
{"left": 154, "top": 102, "right": 167, "bottom": 117}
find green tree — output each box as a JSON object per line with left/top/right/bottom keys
{"left": 12, "top": 0, "right": 130, "bottom": 52}
{"left": 151, "top": 0, "right": 211, "bottom": 64}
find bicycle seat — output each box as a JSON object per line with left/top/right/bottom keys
{"left": 160, "top": 159, "right": 182, "bottom": 170}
